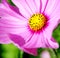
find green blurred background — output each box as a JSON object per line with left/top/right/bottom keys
{"left": 0, "top": 0, "right": 60, "bottom": 58}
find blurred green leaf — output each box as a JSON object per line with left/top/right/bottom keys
{"left": 1, "top": 44, "right": 23, "bottom": 58}
{"left": 53, "top": 24, "right": 60, "bottom": 43}
{"left": 8, "top": 0, "right": 15, "bottom": 5}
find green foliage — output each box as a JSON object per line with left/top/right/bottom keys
{"left": 53, "top": 24, "right": 60, "bottom": 44}
{"left": 0, "top": 44, "right": 23, "bottom": 58}
{"left": 8, "top": 0, "right": 15, "bottom": 5}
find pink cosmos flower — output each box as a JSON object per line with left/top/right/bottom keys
{"left": 0, "top": 0, "right": 60, "bottom": 56}
{"left": 40, "top": 50, "right": 50, "bottom": 58}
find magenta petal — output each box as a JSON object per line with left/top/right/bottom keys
{"left": 1, "top": 0, "right": 20, "bottom": 14}
{"left": 1, "top": 0, "right": 9, "bottom": 8}
{"left": 9, "top": 34, "right": 25, "bottom": 46}
{"left": 58, "top": 19, "right": 60, "bottom": 24}
{"left": 23, "top": 48, "right": 37, "bottom": 56}
{"left": 9, "top": 34, "right": 37, "bottom": 55}
{"left": 2, "top": 0, "right": 20, "bottom": 14}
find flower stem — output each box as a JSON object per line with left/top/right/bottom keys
{"left": 47, "top": 48, "right": 56, "bottom": 58}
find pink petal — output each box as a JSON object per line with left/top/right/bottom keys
{"left": 17, "top": 27, "right": 34, "bottom": 42}
{"left": 0, "top": 19, "right": 28, "bottom": 34}
{"left": 34, "top": 32, "right": 48, "bottom": 48}
{"left": 1, "top": 0, "right": 10, "bottom": 8}
{"left": 23, "top": 33, "right": 39, "bottom": 48}
{"left": 59, "top": 20, "right": 60, "bottom": 24}
{"left": 0, "top": 31, "right": 11, "bottom": 44}
{"left": 34, "top": 0, "right": 41, "bottom": 12}
{"left": 43, "top": 17, "right": 59, "bottom": 48}
{"left": 43, "top": 15, "right": 59, "bottom": 41}
{"left": 41, "top": 51, "right": 50, "bottom": 58}
{"left": 23, "top": 32, "right": 48, "bottom": 48}
{"left": 41, "top": 0, "right": 48, "bottom": 13}
{"left": 0, "top": 17, "right": 28, "bottom": 34}
{"left": 44, "top": 0, "right": 60, "bottom": 16}
{"left": 23, "top": 48, "right": 37, "bottom": 56}
{"left": 0, "top": 24, "right": 27, "bottom": 35}
{"left": 43, "top": 25, "right": 52, "bottom": 42}
{"left": 9, "top": 34, "right": 37, "bottom": 55}
{"left": 0, "top": 7, "right": 28, "bottom": 34}
{"left": 0, "top": 3, "right": 26, "bottom": 20}
{"left": 0, "top": 9, "right": 27, "bottom": 26}
{"left": 0, "top": 4, "right": 33, "bottom": 42}
{"left": 12, "top": 0, "right": 31, "bottom": 19}
{"left": 8, "top": 5, "right": 20, "bottom": 14}
{"left": 47, "top": 37, "right": 59, "bottom": 48}
{"left": 49, "top": 16, "right": 59, "bottom": 30}
{"left": 13, "top": 0, "right": 33, "bottom": 15}
{"left": 0, "top": 23, "right": 33, "bottom": 42}
{"left": 49, "top": 2, "right": 60, "bottom": 20}
{"left": 25, "top": 0, "right": 37, "bottom": 13}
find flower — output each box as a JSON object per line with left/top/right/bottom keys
{"left": 0, "top": 0, "right": 60, "bottom": 56}
{"left": 40, "top": 50, "right": 50, "bottom": 58}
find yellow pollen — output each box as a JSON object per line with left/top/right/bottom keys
{"left": 28, "top": 13, "right": 46, "bottom": 31}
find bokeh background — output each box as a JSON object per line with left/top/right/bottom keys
{"left": 0, "top": 0, "right": 60, "bottom": 58}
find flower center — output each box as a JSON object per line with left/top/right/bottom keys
{"left": 28, "top": 13, "right": 47, "bottom": 31}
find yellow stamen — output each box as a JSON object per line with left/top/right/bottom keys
{"left": 28, "top": 13, "right": 46, "bottom": 31}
